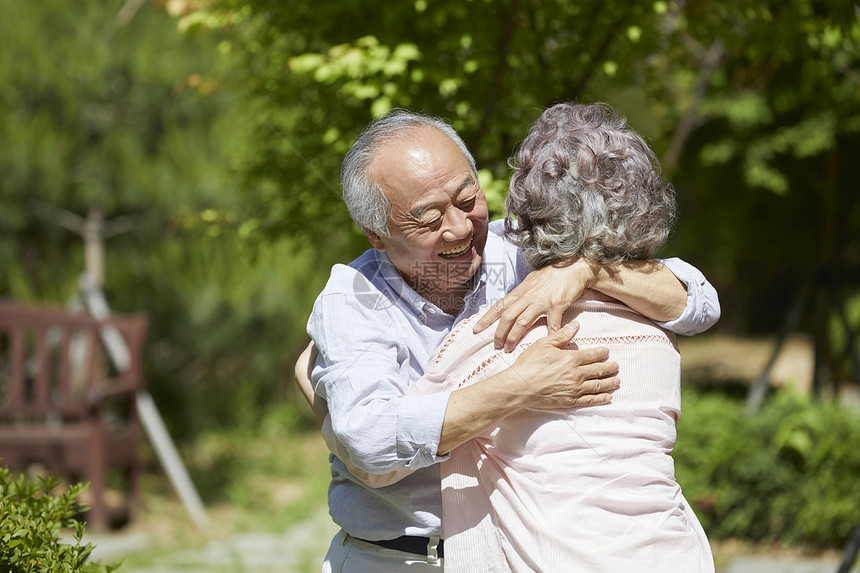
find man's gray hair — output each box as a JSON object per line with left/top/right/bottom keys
{"left": 505, "top": 102, "right": 676, "bottom": 268}
{"left": 341, "top": 110, "right": 477, "bottom": 237}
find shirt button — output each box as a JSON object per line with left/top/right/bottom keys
{"left": 419, "top": 315, "right": 426, "bottom": 322}
{"left": 427, "top": 307, "right": 436, "bottom": 314}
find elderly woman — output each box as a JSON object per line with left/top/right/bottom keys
{"left": 414, "top": 102, "right": 715, "bottom": 572}
{"left": 297, "top": 102, "right": 715, "bottom": 572}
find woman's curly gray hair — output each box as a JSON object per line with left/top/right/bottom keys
{"left": 505, "top": 102, "right": 676, "bottom": 268}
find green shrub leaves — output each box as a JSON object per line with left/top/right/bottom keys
{"left": 676, "top": 389, "right": 860, "bottom": 547}
{"left": 0, "top": 467, "right": 119, "bottom": 572}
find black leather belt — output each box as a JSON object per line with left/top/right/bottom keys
{"left": 362, "top": 535, "right": 445, "bottom": 558}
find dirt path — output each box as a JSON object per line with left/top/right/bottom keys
{"left": 86, "top": 504, "right": 339, "bottom": 572}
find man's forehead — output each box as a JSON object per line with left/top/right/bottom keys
{"left": 402, "top": 141, "right": 433, "bottom": 168}
{"left": 371, "top": 127, "right": 472, "bottom": 199}
{"left": 375, "top": 126, "right": 465, "bottom": 165}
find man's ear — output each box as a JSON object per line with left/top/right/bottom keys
{"left": 362, "top": 227, "right": 386, "bottom": 251}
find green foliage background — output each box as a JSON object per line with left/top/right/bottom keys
{"left": 676, "top": 388, "right": 860, "bottom": 546}
{"left": 203, "top": 0, "right": 860, "bottom": 339}
{"left": 0, "top": 0, "right": 325, "bottom": 438}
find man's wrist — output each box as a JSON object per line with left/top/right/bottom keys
{"left": 441, "top": 370, "right": 527, "bottom": 454}
{"left": 589, "top": 260, "right": 687, "bottom": 322}
{"left": 466, "top": 369, "right": 530, "bottom": 416}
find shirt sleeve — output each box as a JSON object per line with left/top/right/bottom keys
{"left": 653, "top": 257, "right": 721, "bottom": 336}
{"left": 308, "top": 288, "right": 452, "bottom": 474}
{"left": 320, "top": 412, "right": 417, "bottom": 488}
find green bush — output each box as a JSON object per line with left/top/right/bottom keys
{"left": 675, "top": 387, "right": 860, "bottom": 547}
{"left": 0, "top": 466, "right": 119, "bottom": 572}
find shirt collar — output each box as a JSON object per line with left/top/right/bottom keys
{"left": 373, "top": 249, "right": 487, "bottom": 318}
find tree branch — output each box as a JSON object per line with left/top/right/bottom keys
{"left": 30, "top": 202, "right": 86, "bottom": 235}
{"left": 663, "top": 39, "right": 724, "bottom": 172}
{"left": 103, "top": 213, "right": 146, "bottom": 238}
{"left": 114, "top": 0, "right": 148, "bottom": 29}
{"left": 526, "top": 0, "right": 549, "bottom": 79}
{"left": 560, "top": 9, "right": 626, "bottom": 102}
{"left": 474, "top": 0, "right": 520, "bottom": 160}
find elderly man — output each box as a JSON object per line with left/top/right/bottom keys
{"left": 305, "top": 110, "right": 719, "bottom": 572}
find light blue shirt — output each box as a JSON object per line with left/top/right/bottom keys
{"left": 307, "top": 221, "right": 720, "bottom": 540}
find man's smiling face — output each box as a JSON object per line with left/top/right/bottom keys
{"left": 364, "top": 126, "right": 489, "bottom": 304}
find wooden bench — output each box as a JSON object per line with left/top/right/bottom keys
{"left": 0, "top": 300, "right": 148, "bottom": 529}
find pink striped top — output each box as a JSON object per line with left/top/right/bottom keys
{"left": 413, "top": 290, "right": 715, "bottom": 572}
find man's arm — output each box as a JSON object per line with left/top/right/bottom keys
{"left": 301, "top": 329, "right": 616, "bottom": 468}
{"left": 311, "top": 288, "right": 617, "bottom": 474}
{"left": 474, "top": 257, "right": 719, "bottom": 352}
{"left": 588, "top": 260, "right": 688, "bottom": 322}
{"left": 438, "top": 323, "right": 618, "bottom": 454}
{"left": 300, "top": 322, "right": 616, "bottom": 475}
{"left": 651, "top": 257, "right": 721, "bottom": 336}
{"left": 296, "top": 340, "right": 419, "bottom": 488}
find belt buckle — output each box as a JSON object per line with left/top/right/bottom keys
{"left": 426, "top": 536, "right": 441, "bottom": 564}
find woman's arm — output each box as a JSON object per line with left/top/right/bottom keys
{"left": 294, "top": 341, "right": 328, "bottom": 425}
